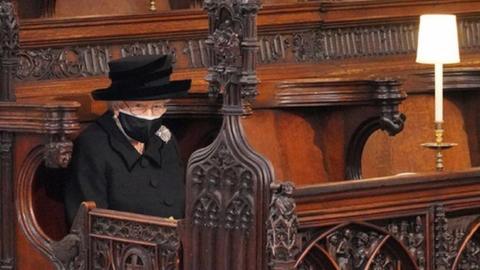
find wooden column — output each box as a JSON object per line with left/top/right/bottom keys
{"left": 184, "top": 1, "right": 276, "bottom": 269}
{"left": 0, "top": 1, "right": 18, "bottom": 269}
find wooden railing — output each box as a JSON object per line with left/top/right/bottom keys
{"left": 293, "top": 169, "right": 480, "bottom": 269}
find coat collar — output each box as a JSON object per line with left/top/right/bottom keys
{"left": 96, "top": 111, "right": 164, "bottom": 170}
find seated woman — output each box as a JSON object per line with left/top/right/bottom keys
{"left": 64, "top": 54, "right": 190, "bottom": 224}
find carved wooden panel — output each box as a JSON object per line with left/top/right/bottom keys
{"left": 89, "top": 212, "right": 180, "bottom": 270}
{"left": 296, "top": 222, "right": 418, "bottom": 270}
{"left": 14, "top": 16, "right": 480, "bottom": 82}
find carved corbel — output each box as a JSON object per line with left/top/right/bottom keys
{"left": 267, "top": 182, "right": 299, "bottom": 270}
{"left": 345, "top": 79, "right": 406, "bottom": 180}
{"left": 44, "top": 134, "right": 74, "bottom": 169}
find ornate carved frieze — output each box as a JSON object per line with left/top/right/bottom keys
{"left": 267, "top": 182, "right": 299, "bottom": 268}
{"left": 121, "top": 41, "right": 176, "bottom": 59}
{"left": 17, "top": 16, "right": 480, "bottom": 82}
{"left": 183, "top": 39, "right": 209, "bottom": 68}
{"left": 17, "top": 46, "right": 111, "bottom": 81}
{"left": 90, "top": 215, "right": 180, "bottom": 270}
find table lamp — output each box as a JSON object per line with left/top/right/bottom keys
{"left": 417, "top": 14, "right": 460, "bottom": 171}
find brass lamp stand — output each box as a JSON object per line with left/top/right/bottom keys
{"left": 416, "top": 14, "right": 460, "bottom": 172}
{"left": 421, "top": 122, "right": 457, "bottom": 171}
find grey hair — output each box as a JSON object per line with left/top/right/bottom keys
{"left": 107, "top": 101, "right": 123, "bottom": 111}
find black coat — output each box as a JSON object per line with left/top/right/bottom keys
{"left": 64, "top": 111, "right": 185, "bottom": 224}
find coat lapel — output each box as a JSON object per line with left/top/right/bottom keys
{"left": 96, "top": 111, "right": 140, "bottom": 170}
{"left": 143, "top": 135, "right": 164, "bottom": 167}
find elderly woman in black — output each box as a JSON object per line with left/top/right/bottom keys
{"left": 64, "top": 54, "right": 190, "bottom": 224}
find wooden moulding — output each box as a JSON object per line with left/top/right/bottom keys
{"left": 293, "top": 168, "right": 480, "bottom": 226}
{"left": 275, "top": 78, "right": 406, "bottom": 107}
{"left": 409, "top": 67, "right": 480, "bottom": 94}
{"left": 18, "top": 0, "right": 480, "bottom": 47}
{"left": 0, "top": 101, "right": 80, "bottom": 134}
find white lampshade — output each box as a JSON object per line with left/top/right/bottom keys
{"left": 416, "top": 14, "right": 460, "bottom": 64}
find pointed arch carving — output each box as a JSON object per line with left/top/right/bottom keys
{"left": 295, "top": 222, "right": 418, "bottom": 270}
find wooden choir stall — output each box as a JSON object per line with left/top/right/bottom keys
{"left": 2, "top": 0, "right": 480, "bottom": 269}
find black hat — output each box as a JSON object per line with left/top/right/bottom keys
{"left": 91, "top": 54, "right": 191, "bottom": 101}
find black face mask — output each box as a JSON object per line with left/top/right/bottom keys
{"left": 118, "top": 112, "right": 163, "bottom": 143}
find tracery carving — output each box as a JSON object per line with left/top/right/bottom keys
{"left": 192, "top": 193, "right": 221, "bottom": 227}
{"left": 225, "top": 195, "right": 252, "bottom": 230}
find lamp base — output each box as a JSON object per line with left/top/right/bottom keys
{"left": 421, "top": 122, "right": 457, "bottom": 171}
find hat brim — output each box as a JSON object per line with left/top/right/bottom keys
{"left": 91, "top": 79, "right": 191, "bottom": 101}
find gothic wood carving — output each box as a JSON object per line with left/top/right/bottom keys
{"left": 14, "top": 15, "right": 480, "bottom": 82}
{"left": 0, "top": 0, "right": 18, "bottom": 100}
{"left": 11, "top": 102, "right": 79, "bottom": 268}
{"left": 345, "top": 79, "right": 406, "bottom": 180}
{"left": 88, "top": 209, "right": 181, "bottom": 270}
{"left": 432, "top": 204, "right": 480, "bottom": 270}
{"left": 434, "top": 204, "right": 451, "bottom": 270}
{"left": 382, "top": 216, "right": 426, "bottom": 270}
{"left": 267, "top": 182, "right": 299, "bottom": 270}
{"left": 452, "top": 218, "right": 480, "bottom": 270}
{"left": 0, "top": 1, "right": 18, "bottom": 269}
{"left": 295, "top": 222, "right": 418, "bottom": 270}
{"left": 185, "top": 0, "right": 274, "bottom": 269}
{"left": 44, "top": 135, "right": 74, "bottom": 169}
